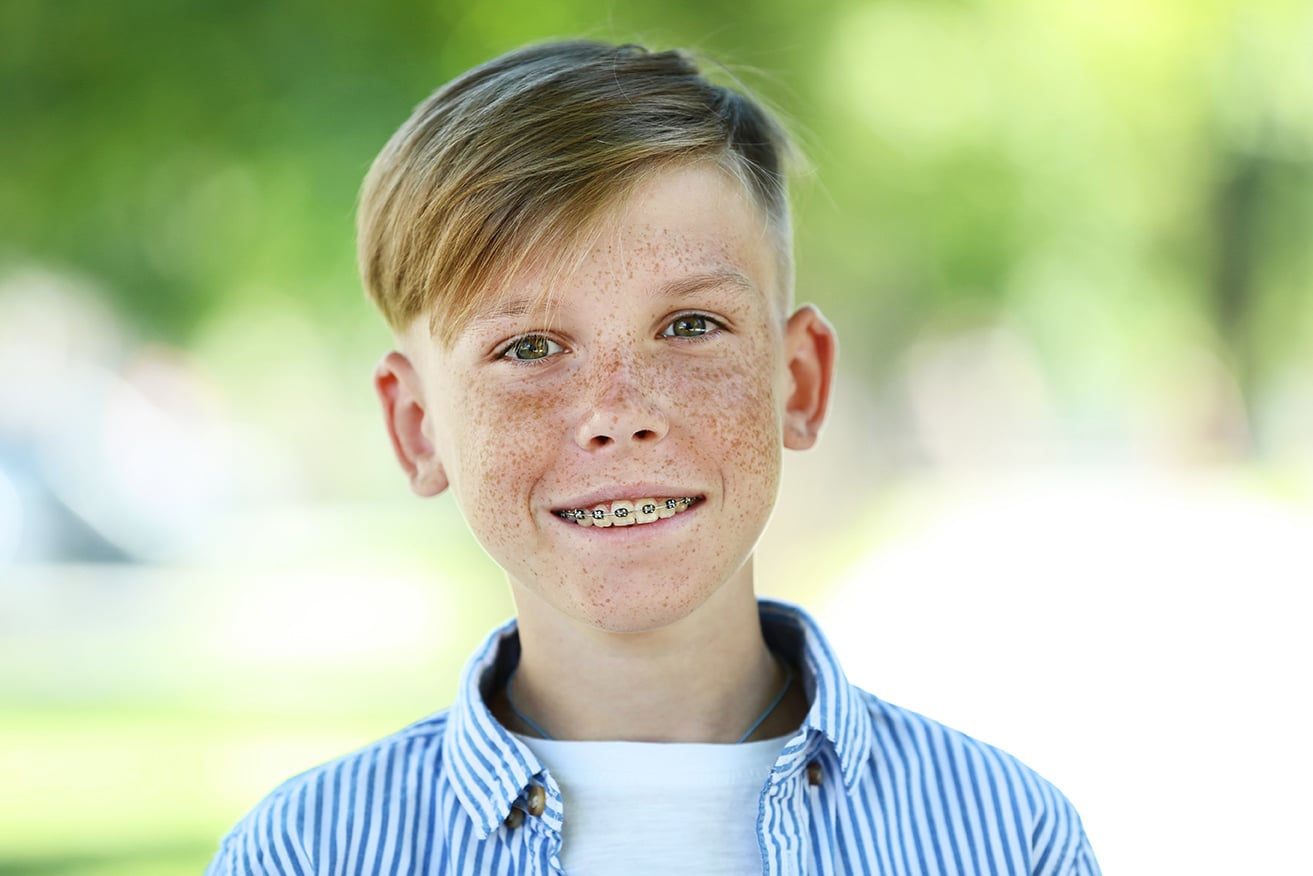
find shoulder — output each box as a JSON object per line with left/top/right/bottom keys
{"left": 206, "top": 710, "right": 453, "bottom": 875}
{"left": 861, "top": 691, "right": 1060, "bottom": 801}
{"left": 854, "top": 692, "right": 1099, "bottom": 875}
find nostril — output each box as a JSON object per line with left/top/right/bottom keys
{"left": 575, "top": 409, "right": 668, "bottom": 450}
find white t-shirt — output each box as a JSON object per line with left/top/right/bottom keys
{"left": 518, "top": 734, "right": 791, "bottom": 875}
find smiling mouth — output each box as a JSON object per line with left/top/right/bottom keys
{"left": 554, "top": 497, "right": 701, "bottom": 528}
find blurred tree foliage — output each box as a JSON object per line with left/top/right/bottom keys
{"left": 2, "top": 0, "right": 1310, "bottom": 451}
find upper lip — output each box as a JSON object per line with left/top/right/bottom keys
{"left": 550, "top": 484, "right": 705, "bottom": 511}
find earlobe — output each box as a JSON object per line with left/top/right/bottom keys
{"left": 374, "top": 351, "right": 449, "bottom": 497}
{"left": 782, "top": 305, "right": 838, "bottom": 450}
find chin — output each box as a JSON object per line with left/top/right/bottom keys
{"left": 510, "top": 548, "right": 757, "bottom": 636}
{"left": 565, "top": 586, "right": 711, "bottom": 635}
{"left": 567, "top": 560, "right": 758, "bottom": 635}
{"left": 505, "top": 566, "right": 714, "bottom": 635}
{"left": 576, "top": 605, "right": 699, "bottom": 635}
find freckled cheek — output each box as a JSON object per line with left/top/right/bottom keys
{"left": 667, "top": 359, "right": 784, "bottom": 480}
{"left": 449, "top": 382, "right": 571, "bottom": 513}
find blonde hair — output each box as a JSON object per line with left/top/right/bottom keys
{"left": 357, "top": 40, "right": 798, "bottom": 343}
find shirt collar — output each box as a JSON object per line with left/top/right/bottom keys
{"left": 758, "top": 598, "right": 875, "bottom": 792}
{"left": 444, "top": 619, "right": 557, "bottom": 839}
{"left": 444, "top": 600, "right": 875, "bottom": 837}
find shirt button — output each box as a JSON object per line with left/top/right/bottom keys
{"left": 807, "top": 761, "right": 823, "bottom": 787}
{"left": 526, "top": 784, "right": 547, "bottom": 817}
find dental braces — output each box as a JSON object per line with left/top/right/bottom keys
{"left": 554, "top": 496, "right": 699, "bottom": 521}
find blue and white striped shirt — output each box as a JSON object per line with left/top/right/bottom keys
{"left": 208, "top": 600, "right": 1101, "bottom": 875}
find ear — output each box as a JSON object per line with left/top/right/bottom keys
{"left": 782, "top": 305, "right": 838, "bottom": 450}
{"left": 373, "top": 351, "right": 449, "bottom": 497}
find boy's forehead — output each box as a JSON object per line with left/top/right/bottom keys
{"left": 458, "top": 243, "right": 778, "bottom": 342}
{"left": 418, "top": 162, "right": 789, "bottom": 346}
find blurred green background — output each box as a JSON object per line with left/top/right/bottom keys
{"left": 1, "top": 0, "right": 1310, "bottom": 873}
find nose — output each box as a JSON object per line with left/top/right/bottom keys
{"left": 574, "top": 359, "right": 669, "bottom": 451}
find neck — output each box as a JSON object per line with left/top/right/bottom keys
{"left": 498, "top": 566, "right": 803, "bottom": 743}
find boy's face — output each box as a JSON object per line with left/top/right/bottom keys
{"left": 376, "top": 163, "right": 835, "bottom": 633}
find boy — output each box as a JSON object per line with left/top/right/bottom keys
{"left": 209, "top": 40, "right": 1100, "bottom": 874}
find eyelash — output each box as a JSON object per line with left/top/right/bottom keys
{"left": 497, "top": 334, "right": 565, "bottom": 363}
{"left": 496, "top": 313, "right": 728, "bottom": 363}
{"left": 661, "top": 312, "right": 727, "bottom": 341}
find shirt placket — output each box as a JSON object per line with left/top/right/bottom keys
{"left": 500, "top": 777, "right": 564, "bottom": 876}
{"left": 759, "top": 747, "right": 831, "bottom": 876}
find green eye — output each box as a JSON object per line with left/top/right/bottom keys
{"left": 504, "top": 335, "right": 561, "bottom": 361}
{"left": 664, "top": 315, "right": 714, "bottom": 338}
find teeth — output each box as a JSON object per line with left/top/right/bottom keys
{"left": 557, "top": 497, "right": 698, "bottom": 527}
{"left": 610, "top": 500, "right": 635, "bottom": 526}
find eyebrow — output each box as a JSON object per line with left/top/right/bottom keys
{"left": 471, "top": 297, "right": 537, "bottom": 325}
{"left": 467, "top": 268, "right": 758, "bottom": 331}
{"left": 658, "top": 269, "right": 756, "bottom": 300}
